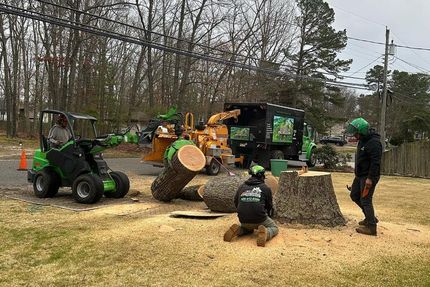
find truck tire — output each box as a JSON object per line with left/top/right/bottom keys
{"left": 306, "top": 147, "right": 317, "bottom": 167}
{"left": 206, "top": 158, "right": 221, "bottom": 175}
{"left": 72, "top": 174, "right": 104, "bottom": 204}
{"left": 105, "top": 171, "right": 130, "bottom": 198}
{"left": 33, "top": 169, "right": 60, "bottom": 198}
{"left": 271, "top": 150, "right": 284, "bottom": 159}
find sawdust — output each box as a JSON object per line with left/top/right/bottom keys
{"left": 1, "top": 172, "right": 429, "bottom": 286}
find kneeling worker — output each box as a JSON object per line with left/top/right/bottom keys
{"left": 224, "top": 165, "right": 278, "bottom": 247}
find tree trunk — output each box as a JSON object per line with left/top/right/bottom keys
{"left": 203, "top": 175, "right": 245, "bottom": 213}
{"left": 151, "top": 145, "right": 206, "bottom": 202}
{"left": 203, "top": 175, "right": 278, "bottom": 213}
{"left": 274, "top": 171, "right": 346, "bottom": 227}
{"left": 178, "top": 184, "right": 204, "bottom": 201}
{"left": 172, "top": 0, "right": 186, "bottom": 107}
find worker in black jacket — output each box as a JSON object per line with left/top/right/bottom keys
{"left": 223, "top": 165, "right": 278, "bottom": 247}
{"left": 346, "top": 117, "right": 383, "bottom": 236}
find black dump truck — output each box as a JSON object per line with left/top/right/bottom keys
{"left": 224, "top": 103, "right": 316, "bottom": 168}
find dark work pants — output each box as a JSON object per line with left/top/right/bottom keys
{"left": 350, "top": 176, "right": 378, "bottom": 226}
{"left": 239, "top": 217, "right": 279, "bottom": 241}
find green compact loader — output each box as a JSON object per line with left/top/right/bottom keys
{"left": 28, "top": 110, "right": 132, "bottom": 204}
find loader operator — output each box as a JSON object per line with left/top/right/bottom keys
{"left": 224, "top": 165, "right": 278, "bottom": 247}
{"left": 346, "top": 117, "right": 382, "bottom": 236}
{"left": 48, "top": 114, "right": 72, "bottom": 149}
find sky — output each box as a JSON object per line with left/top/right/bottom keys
{"left": 325, "top": 0, "right": 430, "bottom": 93}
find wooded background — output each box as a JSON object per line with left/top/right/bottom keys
{"left": 0, "top": 0, "right": 429, "bottom": 144}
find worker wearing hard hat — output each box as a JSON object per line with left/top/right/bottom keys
{"left": 346, "top": 118, "right": 383, "bottom": 236}
{"left": 223, "top": 165, "right": 278, "bottom": 247}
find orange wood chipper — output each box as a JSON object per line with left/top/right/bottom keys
{"left": 140, "top": 109, "right": 241, "bottom": 175}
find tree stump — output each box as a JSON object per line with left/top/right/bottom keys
{"left": 151, "top": 145, "right": 206, "bottom": 202}
{"left": 274, "top": 171, "right": 346, "bottom": 227}
{"left": 178, "top": 185, "right": 205, "bottom": 201}
{"left": 203, "top": 175, "right": 279, "bottom": 213}
{"left": 264, "top": 175, "right": 279, "bottom": 196}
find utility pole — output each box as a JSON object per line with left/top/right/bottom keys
{"left": 380, "top": 27, "right": 390, "bottom": 151}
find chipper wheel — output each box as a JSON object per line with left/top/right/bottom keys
{"left": 104, "top": 171, "right": 130, "bottom": 198}
{"left": 206, "top": 158, "right": 221, "bottom": 176}
{"left": 72, "top": 174, "right": 104, "bottom": 204}
{"left": 33, "top": 169, "right": 60, "bottom": 198}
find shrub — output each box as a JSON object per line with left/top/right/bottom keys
{"left": 313, "top": 145, "right": 353, "bottom": 169}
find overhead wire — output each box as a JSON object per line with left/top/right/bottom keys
{"left": 0, "top": 2, "right": 371, "bottom": 90}
{"left": 349, "top": 36, "right": 430, "bottom": 52}
{"left": 392, "top": 32, "right": 430, "bottom": 67}
{"left": 329, "top": 3, "right": 386, "bottom": 28}
{"left": 34, "top": 0, "right": 369, "bottom": 82}
{"left": 394, "top": 57, "right": 430, "bottom": 74}
{"left": 348, "top": 55, "right": 383, "bottom": 76}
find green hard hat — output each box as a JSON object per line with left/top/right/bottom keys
{"left": 249, "top": 165, "right": 265, "bottom": 177}
{"left": 346, "top": 118, "right": 369, "bottom": 136}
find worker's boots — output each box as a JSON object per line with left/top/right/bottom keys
{"left": 257, "top": 225, "right": 268, "bottom": 247}
{"left": 224, "top": 224, "right": 240, "bottom": 242}
{"left": 359, "top": 217, "right": 379, "bottom": 226}
{"left": 356, "top": 225, "right": 377, "bottom": 236}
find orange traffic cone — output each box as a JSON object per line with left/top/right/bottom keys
{"left": 17, "top": 149, "right": 28, "bottom": 171}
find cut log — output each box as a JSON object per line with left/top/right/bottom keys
{"left": 151, "top": 145, "right": 206, "bottom": 202}
{"left": 274, "top": 171, "right": 346, "bottom": 227}
{"left": 203, "top": 175, "right": 279, "bottom": 213}
{"left": 203, "top": 175, "right": 245, "bottom": 213}
{"left": 178, "top": 185, "right": 204, "bottom": 201}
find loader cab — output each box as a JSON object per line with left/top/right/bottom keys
{"left": 39, "top": 110, "right": 98, "bottom": 152}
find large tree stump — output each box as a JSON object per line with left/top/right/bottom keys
{"left": 274, "top": 171, "right": 346, "bottom": 227}
{"left": 264, "top": 175, "right": 279, "bottom": 196}
{"left": 203, "top": 175, "right": 279, "bottom": 213}
{"left": 151, "top": 145, "right": 206, "bottom": 202}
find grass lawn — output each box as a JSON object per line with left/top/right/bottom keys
{"left": 0, "top": 173, "right": 429, "bottom": 286}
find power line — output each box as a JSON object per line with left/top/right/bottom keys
{"left": 32, "top": 0, "right": 368, "bottom": 82}
{"left": 348, "top": 56, "right": 383, "bottom": 76}
{"left": 330, "top": 4, "right": 386, "bottom": 28}
{"left": 326, "top": 83, "right": 371, "bottom": 91}
{"left": 0, "top": 3, "right": 370, "bottom": 90}
{"left": 33, "top": 0, "right": 238, "bottom": 59}
{"left": 348, "top": 37, "right": 385, "bottom": 46}
{"left": 395, "top": 44, "right": 430, "bottom": 52}
{"left": 0, "top": 3, "right": 279, "bottom": 76}
{"left": 349, "top": 36, "right": 430, "bottom": 52}
{"left": 392, "top": 32, "right": 430, "bottom": 68}
{"left": 394, "top": 57, "right": 430, "bottom": 74}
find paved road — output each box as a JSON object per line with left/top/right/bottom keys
{"left": 1, "top": 158, "right": 162, "bottom": 187}
{"left": 1, "top": 156, "right": 354, "bottom": 188}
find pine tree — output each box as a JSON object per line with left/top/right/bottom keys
{"left": 284, "top": 0, "right": 352, "bottom": 133}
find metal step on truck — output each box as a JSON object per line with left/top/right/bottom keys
{"left": 223, "top": 103, "right": 317, "bottom": 169}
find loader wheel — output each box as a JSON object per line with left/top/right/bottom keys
{"left": 33, "top": 169, "right": 60, "bottom": 198}
{"left": 306, "top": 147, "right": 317, "bottom": 167}
{"left": 72, "top": 174, "right": 104, "bottom": 204}
{"left": 105, "top": 171, "right": 130, "bottom": 198}
{"left": 206, "top": 159, "right": 221, "bottom": 175}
